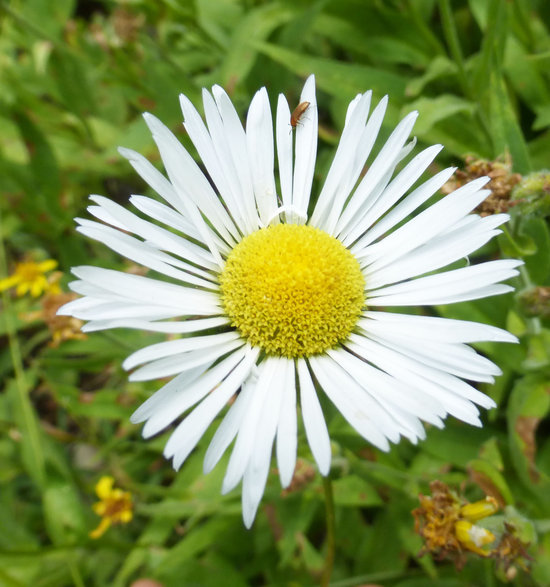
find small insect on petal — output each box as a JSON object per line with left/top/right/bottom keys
{"left": 290, "top": 101, "right": 310, "bottom": 130}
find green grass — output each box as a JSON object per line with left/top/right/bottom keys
{"left": 1, "top": 0, "right": 550, "bottom": 585}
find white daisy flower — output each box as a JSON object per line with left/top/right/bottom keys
{"left": 59, "top": 75, "right": 520, "bottom": 528}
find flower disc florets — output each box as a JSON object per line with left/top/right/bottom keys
{"left": 219, "top": 224, "right": 365, "bottom": 358}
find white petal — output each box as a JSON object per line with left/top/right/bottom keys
{"left": 333, "top": 111, "right": 419, "bottom": 236}
{"left": 62, "top": 298, "right": 184, "bottom": 322}
{"left": 130, "top": 347, "right": 246, "bottom": 425}
{"left": 241, "top": 363, "right": 284, "bottom": 527}
{"left": 70, "top": 266, "right": 222, "bottom": 314}
{"left": 338, "top": 144, "right": 443, "bottom": 245}
{"left": 361, "top": 311, "right": 518, "bottom": 344}
{"left": 311, "top": 93, "right": 385, "bottom": 230}
{"left": 129, "top": 195, "right": 202, "bottom": 243}
{"left": 367, "top": 260, "right": 522, "bottom": 306}
{"left": 222, "top": 360, "right": 279, "bottom": 494}
{"left": 123, "top": 330, "right": 241, "bottom": 370}
{"left": 355, "top": 176, "right": 491, "bottom": 264}
{"left": 212, "top": 84, "right": 260, "bottom": 232}
{"left": 88, "top": 195, "right": 220, "bottom": 271}
{"left": 246, "top": 87, "right": 278, "bottom": 225}
{"left": 144, "top": 111, "right": 240, "bottom": 241}
{"left": 203, "top": 383, "right": 253, "bottom": 474}
{"left": 179, "top": 92, "right": 243, "bottom": 242}
{"left": 276, "top": 360, "right": 298, "bottom": 488}
{"left": 349, "top": 333, "right": 495, "bottom": 412}
{"left": 201, "top": 89, "right": 254, "bottom": 234}
{"left": 352, "top": 166, "right": 456, "bottom": 250}
{"left": 143, "top": 113, "right": 225, "bottom": 266}
{"left": 128, "top": 338, "right": 244, "bottom": 382}
{"left": 309, "top": 355, "right": 391, "bottom": 451}
{"left": 365, "top": 217, "right": 506, "bottom": 289}
{"left": 276, "top": 94, "right": 293, "bottom": 215}
{"left": 297, "top": 359, "right": 331, "bottom": 475}
{"left": 164, "top": 346, "right": 260, "bottom": 469}
{"left": 327, "top": 348, "right": 446, "bottom": 426}
{"left": 140, "top": 346, "right": 247, "bottom": 437}
{"left": 82, "top": 316, "right": 229, "bottom": 334}
{"left": 292, "top": 74, "right": 318, "bottom": 218}
{"left": 118, "top": 146, "right": 183, "bottom": 213}
{"left": 76, "top": 220, "right": 217, "bottom": 289}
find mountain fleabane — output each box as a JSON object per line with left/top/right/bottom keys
{"left": 59, "top": 75, "right": 520, "bottom": 528}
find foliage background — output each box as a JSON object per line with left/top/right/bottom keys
{"left": 1, "top": 0, "right": 550, "bottom": 585}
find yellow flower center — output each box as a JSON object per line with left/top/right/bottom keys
{"left": 219, "top": 224, "right": 365, "bottom": 358}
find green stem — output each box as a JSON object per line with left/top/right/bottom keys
{"left": 321, "top": 475, "right": 336, "bottom": 587}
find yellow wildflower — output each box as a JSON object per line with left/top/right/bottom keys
{"left": 89, "top": 476, "right": 133, "bottom": 539}
{"left": 0, "top": 259, "right": 59, "bottom": 297}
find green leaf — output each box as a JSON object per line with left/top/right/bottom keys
{"left": 255, "top": 42, "right": 407, "bottom": 100}
{"left": 520, "top": 217, "right": 550, "bottom": 284}
{"left": 523, "top": 329, "right": 550, "bottom": 372}
{"left": 467, "top": 458, "right": 514, "bottom": 505}
{"left": 314, "top": 14, "right": 432, "bottom": 67}
{"left": 42, "top": 479, "right": 87, "bottom": 545}
{"left": 406, "top": 95, "right": 476, "bottom": 135}
{"left": 406, "top": 56, "right": 459, "bottom": 97}
{"left": 154, "top": 517, "right": 235, "bottom": 581}
{"left": 421, "top": 422, "right": 491, "bottom": 468}
{"left": 507, "top": 374, "right": 550, "bottom": 512}
{"left": 12, "top": 110, "right": 64, "bottom": 227}
{"left": 504, "top": 38, "right": 550, "bottom": 118}
{"left": 196, "top": 0, "right": 243, "bottom": 49}
{"left": 499, "top": 225, "right": 538, "bottom": 258}
{"left": 533, "top": 531, "right": 550, "bottom": 586}
{"left": 332, "top": 474, "right": 383, "bottom": 507}
{"left": 488, "top": 70, "right": 531, "bottom": 173}
{"left": 219, "top": 4, "right": 293, "bottom": 87}
{"left": 5, "top": 372, "right": 46, "bottom": 489}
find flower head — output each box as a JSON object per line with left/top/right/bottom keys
{"left": 0, "top": 259, "right": 59, "bottom": 298}
{"left": 89, "top": 476, "right": 133, "bottom": 538}
{"left": 413, "top": 481, "right": 498, "bottom": 565}
{"left": 60, "top": 75, "right": 520, "bottom": 527}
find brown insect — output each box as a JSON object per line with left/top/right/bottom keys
{"left": 290, "top": 101, "right": 310, "bottom": 130}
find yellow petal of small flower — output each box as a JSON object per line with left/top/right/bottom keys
{"left": 95, "top": 475, "right": 115, "bottom": 499}
{"left": 0, "top": 275, "right": 19, "bottom": 291}
{"left": 455, "top": 520, "right": 496, "bottom": 556}
{"left": 89, "top": 517, "right": 112, "bottom": 539}
{"left": 460, "top": 496, "right": 499, "bottom": 522}
{"left": 38, "top": 259, "right": 58, "bottom": 273}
